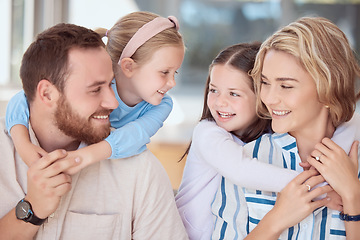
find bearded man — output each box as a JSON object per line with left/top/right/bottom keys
{"left": 0, "top": 23, "right": 187, "bottom": 240}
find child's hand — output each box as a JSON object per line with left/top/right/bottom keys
{"left": 19, "top": 141, "right": 47, "bottom": 167}
{"left": 10, "top": 124, "right": 47, "bottom": 166}
{"left": 324, "top": 190, "right": 343, "bottom": 211}
{"left": 61, "top": 150, "right": 89, "bottom": 175}
{"left": 63, "top": 141, "right": 112, "bottom": 175}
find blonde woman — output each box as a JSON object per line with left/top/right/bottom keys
{"left": 212, "top": 16, "right": 360, "bottom": 239}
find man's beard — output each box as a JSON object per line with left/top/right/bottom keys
{"left": 54, "top": 96, "right": 111, "bottom": 145}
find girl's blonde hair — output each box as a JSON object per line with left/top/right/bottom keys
{"left": 96, "top": 11, "right": 184, "bottom": 69}
{"left": 251, "top": 16, "right": 360, "bottom": 127}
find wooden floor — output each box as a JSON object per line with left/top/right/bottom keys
{"left": 148, "top": 142, "right": 188, "bottom": 190}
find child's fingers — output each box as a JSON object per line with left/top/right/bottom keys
{"left": 35, "top": 146, "right": 48, "bottom": 157}
{"left": 63, "top": 163, "right": 82, "bottom": 175}
{"left": 43, "top": 156, "right": 81, "bottom": 178}
{"left": 310, "top": 196, "right": 330, "bottom": 211}
{"left": 308, "top": 184, "right": 332, "bottom": 200}
{"left": 303, "top": 175, "right": 325, "bottom": 190}
{"left": 34, "top": 149, "right": 68, "bottom": 170}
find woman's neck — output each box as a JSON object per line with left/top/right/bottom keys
{"left": 291, "top": 116, "right": 335, "bottom": 163}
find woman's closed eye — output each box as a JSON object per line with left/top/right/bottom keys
{"left": 281, "top": 84, "right": 293, "bottom": 89}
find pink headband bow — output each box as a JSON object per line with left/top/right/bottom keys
{"left": 118, "top": 16, "right": 179, "bottom": 63}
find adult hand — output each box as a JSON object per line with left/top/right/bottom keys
{"left": 270, "top": 169, "right": 332, "bottom": 233}
{"left": 25, "top": 149, "right": 81, "bottom": 219}
{"left": 308, "top": 138, "right": 359, "bottom": 198}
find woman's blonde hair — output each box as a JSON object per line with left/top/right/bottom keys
{"left": 251, "top": 16, "right": 360, "bottom": 127}
{"left": 96, "top": 11, "right": 184, "bottom": 69}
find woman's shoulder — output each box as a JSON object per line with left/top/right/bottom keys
{"left": 332, "top": 112, "right": 360, "bottom": 153}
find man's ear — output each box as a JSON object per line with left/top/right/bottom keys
{"left": 119, "top": 57, "right": 137, "bottom": 78}
{"left": 37, "top": 79, "right": 60, "bottom": 106}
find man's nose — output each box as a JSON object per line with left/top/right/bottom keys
{"left": 101, "top": 88, "right": 119, "bottom": 110}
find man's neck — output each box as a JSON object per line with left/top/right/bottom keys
{"left": 29, "top": 114, "right": 80, "bottom": 153}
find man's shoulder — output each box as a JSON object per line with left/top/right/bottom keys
{"left": 114, "top": 149, "right": 163, "bottom": 169}
{"left": 107, "top": 149, "right": 169, "bottom": 182}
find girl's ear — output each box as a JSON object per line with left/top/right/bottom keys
{"left": 119, "top": 57, "right": 136, "bottom": 78}
{"left": 37, "top": 79, "right": 60, "bottom": 107}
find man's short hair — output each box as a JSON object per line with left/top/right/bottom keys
{"left": 20, "top": 23, "right": 105, "bottom": 102}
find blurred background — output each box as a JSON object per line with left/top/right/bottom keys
{"left": 1, "top": 0, "right": 360, "bottom": 190}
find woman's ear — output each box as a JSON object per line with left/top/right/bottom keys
{"left": 37, "top": 79, "right": 60, "bottom": 107}
{"left": 119, "top": 57, "right": 136, "bottom": 78}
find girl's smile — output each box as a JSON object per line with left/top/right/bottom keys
{"left": 207, "top": 64, "right": 258, "bottom": 135}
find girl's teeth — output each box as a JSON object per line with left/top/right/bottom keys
{"left": 93, "top": 115, "right": 108, "bottom": 119}
{"left": 218, "top": 112, "right": 234, "bottom": 118}
{"left": 157, "top": 90, "right": 165, "bottom": 94}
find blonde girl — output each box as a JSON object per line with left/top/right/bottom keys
{"left": 211, "top": 17, "right": 360, "bottom": 240}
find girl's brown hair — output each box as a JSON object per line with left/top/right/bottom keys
{"left": 181, "top": 42, "right": 271, "bottom": 160}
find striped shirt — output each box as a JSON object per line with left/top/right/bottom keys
{"left": 211, "top": 120, "right": 360, "bottom": 240}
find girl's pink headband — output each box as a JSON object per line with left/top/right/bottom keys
{"left": 118, "top": 16, "right": 179, "bottom": 63}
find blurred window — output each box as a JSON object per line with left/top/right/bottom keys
{"left": 2, "top": 0, "right": 360, "bottom": 93}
